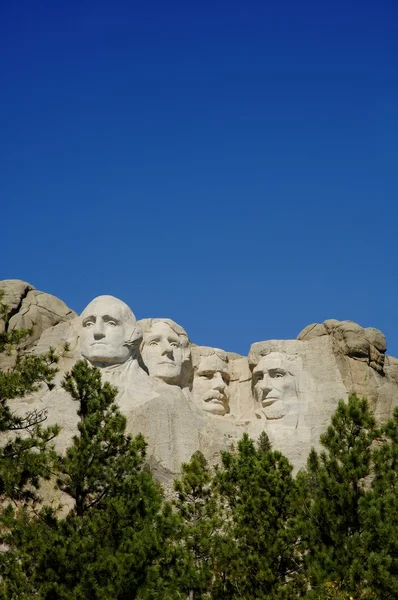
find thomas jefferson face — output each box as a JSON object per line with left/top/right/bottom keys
{"left": 141, "top": 321, "right": 183, "bottom": 384}
{"left": 252, "top": 352, "right": 298, "bottom": 419}
{"left": 80, "top": 297, "right": 132, "bottom": 366}
{"left": 193, "top": 354, "right": 230, "bottom": 416}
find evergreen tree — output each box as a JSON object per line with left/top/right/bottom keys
{"left": 298, "top": 394, "right": 379, "bottom": 596}
{"left": 214, "top": 432, "right": 306, "bottom": 600}
{"left": 172, "top": 450, "right": 225, "bottom": 599}
{"left": 359, "top": 407, "right": 398, "bottom": 599}
{"left": 4, "top": 360, "right": 170, "bottom": 600}
{"left": 0, "top": 292, "right": 60, "bottom": 506}
{"left": 0, "top": 292, "right": 61, "bottom": 599}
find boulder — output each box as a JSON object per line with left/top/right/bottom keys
{"left": 0, "top": 279, "right": 77, "bottom": 348}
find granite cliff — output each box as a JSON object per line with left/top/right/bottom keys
{"left": 2, "top": 279, "right": 398, "bottom": 483}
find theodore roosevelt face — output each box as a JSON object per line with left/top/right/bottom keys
{"left": 252, "top": 352, "right": 298, "bottom": 419}
{"left": 140, "top": 321, "right": 183, "bottom": 384}
{"left": 193, "top": 353, "right": 230, "bottom": 416}
{"left": 80, "top": 296, "right": 133, "bottom": 366}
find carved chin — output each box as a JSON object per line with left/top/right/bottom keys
{"left": 262, "top": 401, "right": 286, "bottom": 420}
{"left": 203, "top": 398, "right": 227, "bottom": 416}
{"left": 82, "top": 348, "right": 129, "bottom": 365}
{"left": 151, "top": 363, "right": 181, "bottom": 382}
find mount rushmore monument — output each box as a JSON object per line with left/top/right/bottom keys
{"left": 3, "top": 279, "right": 398, "bottom": 484}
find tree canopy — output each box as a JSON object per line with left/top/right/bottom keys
{"left": 0, "top": 309, "right": 397, "bottom": 600}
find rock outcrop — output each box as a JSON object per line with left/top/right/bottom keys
{"left": 297, "top": 319, "right": 396, "bottom": 422}
{"left": 2, "top": 280, "right": 398, "bottom": 482}
{"left": 0, "top": 279, "right": 77, "bottom": 348}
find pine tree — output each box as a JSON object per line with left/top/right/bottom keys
{"left": 4, "top": 360, "right": 170, "bottom": 600}
{"left": 0, "top": 292, "right": 61, "bottom": 599}
{"left": 0, "top": 292, "right": 60, "bottom": 506}
{"left": 359, "top": 407, "right": 398, "bottom": 599}
{"left": 214, "top": 432, "right": 306, "bottom": 600}
{"left": 172, "top": 450, "right": 225, "bottom": 599}
{"left": 298, "top": 394, "right": 379, "bottom": 596}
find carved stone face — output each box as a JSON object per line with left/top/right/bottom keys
{"left": 80, "top": 296, "right": 134, "bottom": 366}
{"left": 193, "top": 354, "right": 230, "bottom": 416}
{"left": 252, "top": 352, "right": 298, "bottom": 419}
{"left": 141, "top": 321, "right": 183, "bottom": 384}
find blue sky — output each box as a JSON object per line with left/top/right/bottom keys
{"left": 2, "top": 0, "right": 398, "bottom": 356}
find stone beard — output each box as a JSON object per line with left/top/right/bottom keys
{"left": 140, "top": 320, "right": 189, "bottom": 386}
{"left": 80, "top": 295, "right": 142, "bottom": 368}
{"left": 193, "top": 352, "right": 230, "bottom": 416}
{"left": 251, "top": 352, "right": 299, "bottom": 420}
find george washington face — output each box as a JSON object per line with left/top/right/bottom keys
{"left": 80, "top": 296, "right": 135, "bottom": 366}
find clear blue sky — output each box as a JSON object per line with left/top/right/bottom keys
{"left": 2, "top": 1, "right": 398, "bottom": 356}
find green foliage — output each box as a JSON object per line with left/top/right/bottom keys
{"left": 298, "top": 394, "right": 379, "bottom": 596}
{"left": 1, "top": 312, "right": 398, "bottom": 600}
{"left": 359, "top": 407, "right": 398, "bottom": 599}
{"left": 58, "top": 360, "right": 143, "bottom": 517}
{"left": 4, "top": 361, "right": 169, "bottom": 599}
{"left": 0, "top": 292, "right": 62, "bottom": 597}
{"left": 0, "top": 291, "right": 60, "bottom": 504}
{"left": 213, "top": 431, "right": 306, "bottom": 600}
{"left": 172, "top": 450, "right": 225, "bottom": 599}
{"left": 0, "top": 345, "right": 60, "bottom": 504}
{"left": 305, "top": 580, "right": 368, "bottom": 599}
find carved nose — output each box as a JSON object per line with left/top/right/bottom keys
{"left": 213, "top": 374, "right": 226, "bottom": 392}
{"left": 93, "top": 322, "right": 105, "bottom": 339}
{"left": 161, "top": 342, "right": 173, "bottom": 356}
{"left": 259, "top": 382, "right": 272, "bottom": 396}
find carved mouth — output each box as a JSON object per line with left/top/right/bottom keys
{"left": 262, "top": 397, "right": 280, "bottom": 407}
{"left": 203, "top": 400, "right": 227, "bottom": 415}
{"left": 205, "top": 393, "right": 227, "bottom": 405}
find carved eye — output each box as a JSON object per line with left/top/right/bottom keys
{"left": 253, "top": 372, "right": 263, "bottom": 383}
{"left": 271, "top": 369, "right": 286, "bottom": 378}
{"left": 107, "top": 321, "right": 117, "bottom": 327}
{"left": 200, "top": 372, "right": 214, "bottom": 379}
{"left": 170, "top": 342, "right": 179, "bottom": 348}
{"left": 83, "top": 321, "right": 95, "bottom": 328}
{"left": 149, "top": 341, "right": 159, "bottom": 346}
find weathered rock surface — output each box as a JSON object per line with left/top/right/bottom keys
{"left": 0, "top": 279, "right": 77, "bottom": 347}
{"left": 296, "top": 318, "right": 396, "bottom": 422}
{"left": 2, "top": 281, "right": 398, "bottom": 484}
